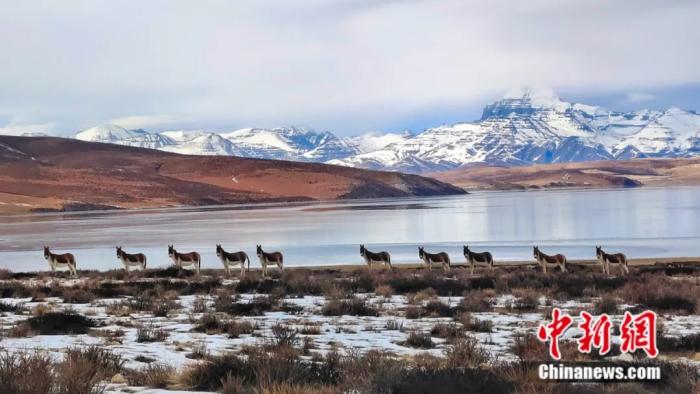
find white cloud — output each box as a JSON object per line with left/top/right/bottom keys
{"left": 0, "top": 122, "right": 55, "bottom": 136}
{"left": 0, "top": 0, "right": 699, "bottom": 135}
{"left": 625, "top": 92, "right": 656, "bottom": 103}
{"left": 103, "top": 115, "right": 191, "bottom": 130}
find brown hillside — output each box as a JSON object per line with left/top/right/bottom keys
{"left": 0, "top": 136, "right": 465, "bottom": 213}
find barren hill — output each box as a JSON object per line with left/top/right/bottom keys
{"left": 431, "top": 157, "right": 700, "bottom": 190}
{"left": 0, "top": 136, "right": 464, "bottom": 213}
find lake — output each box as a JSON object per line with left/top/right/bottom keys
{"left": 1, "top": 187, "right": 699, "bottom": 272}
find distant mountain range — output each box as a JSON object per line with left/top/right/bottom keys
{"left": 73, "top": 88, "right": 700, "bottom": 173}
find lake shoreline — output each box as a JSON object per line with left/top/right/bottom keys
{"left": 3, "top": 256, "right": 700, "bottom": 275}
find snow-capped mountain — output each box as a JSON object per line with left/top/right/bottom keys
{"left": 76, "top": 124, "right": 173, "bottom": 149}
{"left": 76, "top": 124, "right": 359, "bottom": 162}
{"left": 329, "top": 88, "right": 700, "bottom": 172}
{"left": 72, "top": 88, "right": 700, "bottom": 173}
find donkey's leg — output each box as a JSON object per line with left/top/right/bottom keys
{"left": 470, "top": 261, "right": 475, "bottom": 277}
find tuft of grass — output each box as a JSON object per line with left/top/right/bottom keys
{"left": 322, "top": 298, "right": 378, "bottom": 317}
{"left": 401, "top": 331, "right": 435, "bottom": 349}
{"left": 374, "top": 285, "right": 394, "bottom": 298}
{"left": 384, "top": 320, "right": 404, "bottom": 331}
{"left": 125, "top": 362, "right": 174, "bottom": 388}
{"left": 136, "top": 324, "right": 169, "bottom": 342}
{"left": 456, "top": 313, "right": 493, "bottom": 333}
{"left": 457, "top": 290, "right": 493, "bottom": 312}
{"left": 444, "top": 336, "right": 490, "bottom": 368}
{"left": 430, "top": 322, "right": 464, "bottom": 340}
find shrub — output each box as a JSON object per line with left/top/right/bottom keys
{"left": 457, "top": 291, "right": 492, "bottom": 312}
{"left": 299, "top": 325, "right": 322, "bottom": 335}
{"left": 375, "top": 285, "right": 394, "bottom": 298}
{"left": 593, "top": 295, "right": 619, "bottom": 315}
{"left": 384, "top": 320, "right": 404, "bottom": 331}
{"left": 226, "top": 297, "right": 276, "bottom": 316}
{"left": 193, "top": 313, "right": 225, "bottom": 333}
{"left": 14, "top": 312, "right": 96, "bottom": 335}
{"left": 509, "top": 289, "right": 540, "bottom": 311}
{"left": 0, "top": 301, "right": 25, "bottom": 313}
{"left": 387, "top": 273, "right": 467, "bottom": 296}
{"left": 424, "top": 300, "right": 454, "bottom": 317}
{"left": 225, "top": 320, "right": 256, "bottom": 338}
{"left": 456, "top": 313, "right": 493, "bottom": 333}
{"left": 444, "top": 336, "right": 490, "bottom": 368}
{"left": 152, "top": 298, "right": 180, "bottom": 317}
{"left": 187, "top": 342, "right": 210, "bottom": 360}
{"left": 322, "top": 298, "right": 378, "bottom": 317}
{"left": 0, "top": 351, "right": 54, "bottom": 394}
{"left": 137, "top": 324, "right": 169, "bottom": 342}
{"left": 621, "top": 276, "right": 698, "bottom": 314}
{"left": 125, "top": 363, "right": 174, "bottom": 388}
{"left": 401, "top": 331, "right": 434, "bottom": 349}
{"left": 413, "top": 288, "right": 438, "bottom": 303}
{"left": 658, "top": 333, "right": 700, "bottom": 352}
{"left": 191, "top": 296, "right": 209, "bottom": 313}
{"left": 271, "top": 324, "right": 299, "bottom": 349}
{"left": 511, "top": 333, "right": 549, "bottom": 362}
{"left": 430, "top": 323, "right": 464, "bottom": 340}
{"left": 62, "top": 288, "right": 96, "bottom": 304}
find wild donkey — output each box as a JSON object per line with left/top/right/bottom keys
{"left": 596, "top": 246, "right": 629, "bottom": 275}
{"left": 216, "top": 244, "right": 249, "bottom": 277}
{"left": 360, "top": 244, "right": 392, "bottom": 271}
{"left": 533, "top": 246, "right": 567, "bottom": 273}
{"left": 116, "top": 246, "right": 146, "bottom": 272}
{"left": 256, "top": 245, "right": 283, "bottom": 277}
{"left": 43, "top": 246, "right": 77, "bottom": 276}
{"left": 168, "top": 245, "right": 201, "bottom": 274}
{"left": 418, "top": 247, "right": 450, "bottom": 271}
{"left": 463, "top": 245, "right": 494, "bottom": 276}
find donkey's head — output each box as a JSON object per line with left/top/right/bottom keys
{"left": 256, "top": 245, "right": 263, "bottom": 257}
{"left": 215, "top": 244, "right": 222, "bottom": 256}
{"left": 533, "top": 246, "right": 540, "bottom": 258}
{"left": 43, "top": 246, "right": 50, "bottom": 259}
{"left": 168, "top": 244, "right": 175, "bottom": 257}
{"left": 418, "top": 246, "right": 425, "bottom": 258}
{"left": 463, "top": 245, "right": 470, "bottom": 256}
{"left": 116, "top": 246, "right": 123, "bottom": 258}
{"left": 359, "top": 244, "right": 366, "bottom": 256}
{"left": 595, "top": 245, "right": 603, "bottom": 259}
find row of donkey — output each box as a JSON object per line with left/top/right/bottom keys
{"left": 43, "top": 244, "right": 629, "bottom": 277}
{"left": 362, "top": 245, "right": 629, "bottom": 275}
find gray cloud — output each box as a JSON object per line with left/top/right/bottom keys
{"left": 0, "top": 0, "right": 699, "bottom": 135}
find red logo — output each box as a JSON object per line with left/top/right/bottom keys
{"left": 537, "top": 308, "right": 658, "bottom": 359}
{"left": 620, "top": 310, "right": 658, "bottom": 358}
{"left": 537, "top": 308, "right": 573, "bottom": 360}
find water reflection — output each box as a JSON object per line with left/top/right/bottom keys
{"left": 1, "top": 187, "right": 699, "bottom": 272}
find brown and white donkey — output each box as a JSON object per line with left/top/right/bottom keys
{"left": 44, "top": 246, "right": 77, "bottom": 276}
{"left": 596, "top": 246, "right": 629, "bottom": 275}
{"left": 533, "top": 246, "right": 567, "bottom": 273}
{"left": 168, "top": 245, "right": 201, "bottom": 274}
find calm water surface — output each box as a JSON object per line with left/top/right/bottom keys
{"left": 1, "top": 187, "right": 699, "bottom": 271}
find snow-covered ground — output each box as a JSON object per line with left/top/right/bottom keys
{"left": 1, "top": 275, "right": 698, "bottom": 392}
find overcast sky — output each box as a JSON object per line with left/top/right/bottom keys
{"left": 1, "top": 0, "right": 699, "bottom": 136}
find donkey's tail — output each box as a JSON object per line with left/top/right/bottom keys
{"left": 246, "top": 255, "right": 250, "bottom": 272}
{"left": 143, "top": 255, "right": 147, "bottom": 269}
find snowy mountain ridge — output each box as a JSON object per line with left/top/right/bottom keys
{"left": 74, "top": 89, "right": 700, "bottom": 173}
